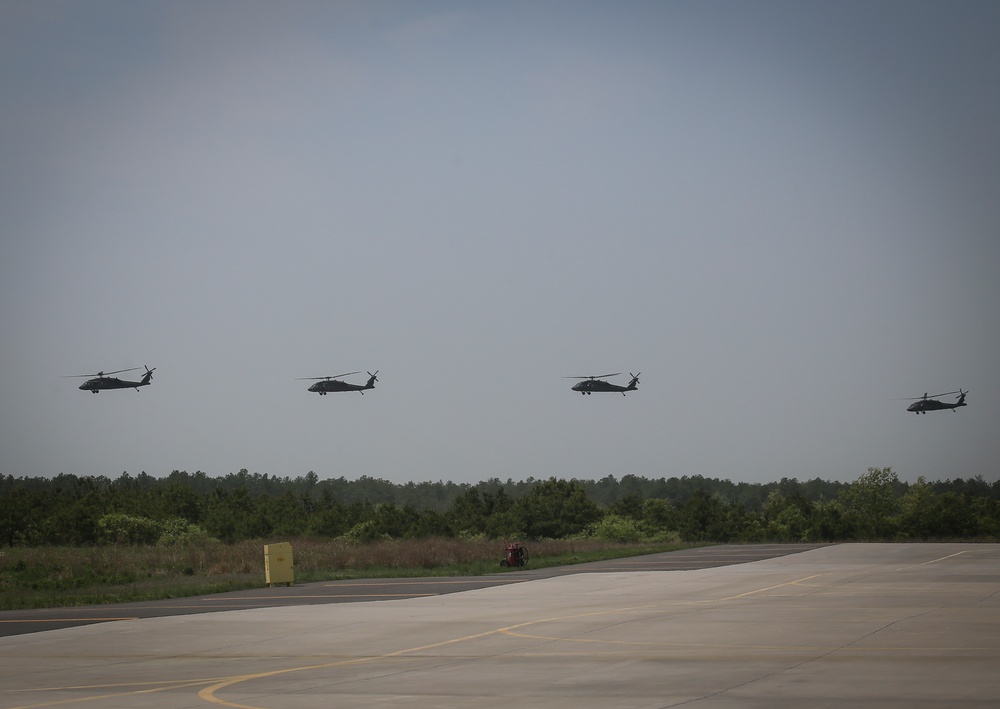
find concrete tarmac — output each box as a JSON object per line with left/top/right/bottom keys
{"left": 1, "top": 543, "right": 997, "bottom": 708}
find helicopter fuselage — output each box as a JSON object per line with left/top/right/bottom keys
{"left": 571, "top": 374, "right": 639, "bottom": 396}
{"left": 907, "top": 397, "right": 967, "bottom": 414}
{"left": 308, "top": 374, "right": 377, "bottom": 395}
{"left": 80, "top": 376, "right": 151, "bottom": 393}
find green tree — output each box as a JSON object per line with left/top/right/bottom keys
{"left": 609, "top": 494, "right": 644, "bottom": 521}
{"left": 515, "top": 479, "right": 603, "bottom": 539}
{"left": 839, "top": 467, "right": 900, "bottom": 539}
{"left": 675, "top": 489, "right": 725, "bottom": 541}
{"left": 268, "top": 491, "right": 308, "bottom": 537}
{"left": 0, "top": 488, "right": 31, "bottom": 547}
{"left": 761, "top": 491, "right": 814, "bottom": 541}
{"left": 898, "top": 476, "right": 937, "bottom": 539}
{"left": 306, "top": 491, "right": 352, "bottom": 537}
{"left": 641, "top": 498, "right": 677, "bottom": 534}
{"left": 161, "top": 481, "right": 204, "bottom": 523}
{"left": 203, "top": 488, "right": 272, "bottom": 542}
{"left": 931, "top": 493, "right": 979, "bottom": 538}
{"left": 447, "top": 487, "right": 516, "bottom": 538}
{"left": 448, "top": 488, "right": 491, "bottom": 536}
{"left": 803, "top": 499, "right": 850, "bottom": 541}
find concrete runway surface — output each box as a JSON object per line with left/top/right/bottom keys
{"left": 0, "top": 543, "right": 997, "bottom": 708}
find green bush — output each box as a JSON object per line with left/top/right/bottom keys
{"left": 343, "top": 520, "right": 392, "bottom": 543}
{"left": 97, "top": 513, "right": 163, "bottom": 545}
{"left": 589, "top": 514, "right": 646, "bottom": 543}
{"left": 157, "top": 518, "right": 217, "bottom": 546}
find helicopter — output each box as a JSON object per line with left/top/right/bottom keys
{"left": 565, "top": 372, "right": 640, "bottom": 395}
{"left": 67, "top": 366, "right": 155, "bottom": 393}
{"left": 298, "top": 371, "right": 378, "bottom": 395}
{"left": 904, "top": 389, "right": 968, "bottom": 414}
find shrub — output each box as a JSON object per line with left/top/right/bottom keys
{"left": 157, "top": 518, "right": 217, "bottom": 546}
{"left": 589, "top": 514, "right": 646, "bottom": 543}
{"left": 97, "top": 513, "right": 163, "bottom": 545}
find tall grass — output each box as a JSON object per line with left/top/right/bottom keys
{"left": 0, "top": 538, "right": 691, "bottom": 610}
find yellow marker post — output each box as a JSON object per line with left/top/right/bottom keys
{"left": 264, "top": 542, "right": 294, "bottom": 587}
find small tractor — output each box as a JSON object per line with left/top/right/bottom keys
{"left": 500, "top": 542, "right": 528, "bottom": 568}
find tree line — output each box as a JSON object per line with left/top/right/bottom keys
{"left": 1, "top": 467, "right": 998, "bottom": 547}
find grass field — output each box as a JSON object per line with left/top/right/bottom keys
{"left": 0, "top": 538, "right": 697, "bottom": 610}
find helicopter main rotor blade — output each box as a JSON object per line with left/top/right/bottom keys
{"left": 63, "top": 366, "right": 143, "bottom": 378}
{"left": 897, "top": 390, "right": 963, "bottom": 401}
{"left": 563, "top": 373, "right": 621, "bottom": 380}
{"left": 296, "top": 371, "right": 361, "bottom": 381}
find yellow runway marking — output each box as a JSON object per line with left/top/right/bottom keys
{"left": 0, "top": 618, "right": 137, "bottom": 624}
{"left": 197, "top": 624, "right": 520, "bottom": 709}
{"left": 718, "top": 574, "right": 822, "bottom": 600}
{"left": 322, "top": 579, "right": 526, "bottom": 586}
{"left": 199, "top": 594, "right": 438, "bottom": 600}
{"left": 7, "top": 677, "right": 233, "bottom": 709}
{"left": 896, "top": 550, "right": 969, "bottom": 571}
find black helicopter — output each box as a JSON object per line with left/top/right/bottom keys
{"left": 68, "top": 366, "right": 155, "bottom": 393}
{"left": 565, "top": 372, "right": 640, "bottom": 395}
{"left": 905, "top": 389, "right": 968, "bottom": 414}
{"left": 298, "top": 371, "right": 378, "bottom": 395}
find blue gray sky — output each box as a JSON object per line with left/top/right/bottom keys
{"left": 2, "top": 1, "right": 998, "bottom": 486}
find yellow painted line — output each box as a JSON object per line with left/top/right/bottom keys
{"left": 321, "top": 579, "right": 528, "bottom": 586}
{"left": 200, "top": 593, "right": 438, "bottom": 601}
{"left": 0, "top": 617, "right": 138, "bottom": 624}
{"left": 717, "top": 574, "right": 822, "bottom": 601}
{"left": 498, "top": 628, "right": 852, "bottom": 652}
{"left": 324, "top": 579, "right": 531, "bottom": 588}
{"left": 14, "top": 676, "right": 234, "bottom": 693}
{"left": 6, "top": 678, "right": 230, "bottom": 709}
{"left": 197, "top": 625, "right": 513, "bottom": 708}
{"left": 897, "top": 550, "right": 968, "bottom": 571}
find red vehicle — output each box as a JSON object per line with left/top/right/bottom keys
{"left": 500, "top": 543, "right": 528, "bottom": 568}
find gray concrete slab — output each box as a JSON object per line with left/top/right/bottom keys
{"left": 1, "top": 543, "right": 997, "bottom": 708}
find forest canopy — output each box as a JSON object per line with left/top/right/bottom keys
{"left": 2, "top": 468, "right": 998, "bottom": 547}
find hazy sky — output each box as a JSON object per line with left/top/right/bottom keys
{"left": 2, "top": 1, "right": 998, "bottom": 487}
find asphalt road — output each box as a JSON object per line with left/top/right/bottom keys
{"left": 0, "top": 543, "right": 822, "bottom": 637}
